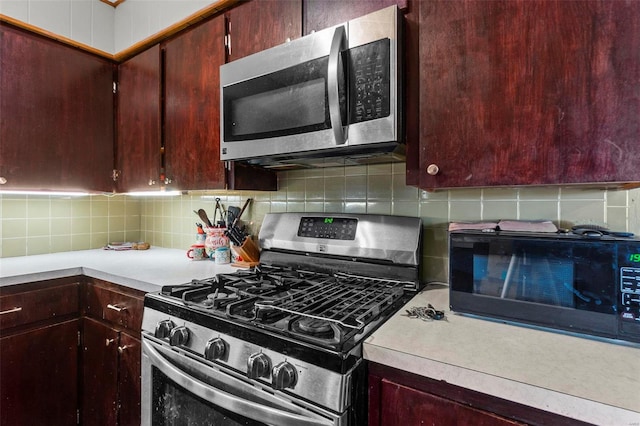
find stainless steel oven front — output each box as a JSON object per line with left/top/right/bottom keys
{"left": 141, "top": 334, "right": 344, "bottom": 426}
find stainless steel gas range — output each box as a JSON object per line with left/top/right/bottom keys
{"left": 141, "top": 212, "right": 422, "bottom": 426}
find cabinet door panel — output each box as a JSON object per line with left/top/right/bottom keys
{"left": 380, "top": 379, "right": 522, "bottom": 426}
{"left": 116, "top": 45, "right": 162, "bottom": 192}
{"left": 0, "top": 24, "right": 114, "bottom": 192}
{"left": 0, "top": 320, "right": 79, "bottom": 426}
{"left": 82, "top": 317, "right": 118, "bottom": 426}
{"left": 83, "top": 281, "right": 144, "bottom": 333}
{"left": 0, "top": 281, "right": 79, "bottom": 329}
{"left": 418, "top": 1, "right": 640, "bottom": 189}
{"left": 118, "top": 333, "right": 141, "bottom": 426}
{"left": 227, "top": 0, "right": 302, "bottom": 61}
{"left": 164, "top": 16, "right": 226, "bottom": 190}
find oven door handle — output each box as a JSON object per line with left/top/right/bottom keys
{"left": 328, "top": 25, "right": 347, "bottom": 146}
{"left": 143, "top": 340, "right": 334, "bottom": 426}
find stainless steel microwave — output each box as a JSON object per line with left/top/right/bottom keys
{"left": 219, "top": 6, "right": 402, "bottom": 169}
{"left": 449, "top": 231, "right": 640, "bottom": 344}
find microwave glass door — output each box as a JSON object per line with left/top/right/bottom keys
{"left": 223, "top": 56, "right": 346, "bottom": 142}
{"left": 451, "top": 237, "right": 617, "bottom": 315}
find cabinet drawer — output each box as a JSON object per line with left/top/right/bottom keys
{"left": 84, "top": 281, "right": 144, "bottom": 333}
{"left": 0, "top": 281, "right": 80, "bottom": 330}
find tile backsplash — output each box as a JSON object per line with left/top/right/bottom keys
{"left": 3, "top": 163, "right": 638, "bottom": 283}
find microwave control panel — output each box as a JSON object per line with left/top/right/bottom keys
{"left": 348, "top": 39, "right": 391, "bottom": 124}
{"left": 619, "top": 243, "right": 640, "bottom": 333}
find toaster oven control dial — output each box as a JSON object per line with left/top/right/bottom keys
{"left": 247, "top": 353, "right": 271, "bottom": 379}
{"left": 204, "top": 338, "right": 227, "bottom": 361}
{"left": 272, "top": 361, "right": 297, "bottom": 390}
{"left": 154, "top": 320, "right": 175, "bottom": 339}
{"left": 169, "top": 326, "right": 190, "bottom": 347}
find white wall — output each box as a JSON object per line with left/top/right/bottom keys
{"left": 0, "top": 0, "right": 217, "bottom": 54}
{"left": 113, "top": 0, "right": 213, "bottom": 52}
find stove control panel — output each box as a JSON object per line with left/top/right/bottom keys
{"left": 142, "top": 308, "right": 354, "bottom": 412}
{"left": 298, "top": 217, "right": 357, "bottom": 240}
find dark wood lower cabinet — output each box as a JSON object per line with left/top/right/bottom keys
{"left": 375, "top": 379, "right": 524, "bottom": 426}
{"left": 81, "top": 317, "right": 142, "bottom": 426}
{"left": 368, "top": 362, "right": 591, "bottom": 426}
{"left": 82, "top": 317, "right": 119, "bottom": 425}
{"left": 115, "top": 332, "right": 142, "bottom": 426}
{"left": 0, "top": 319, "right": 80, "bottom": 426}
{"left": 81, "top": 279, "right": 143, "bottom": 426}
{"left": 0, "top": 278, "right": 143, "bottom": 426}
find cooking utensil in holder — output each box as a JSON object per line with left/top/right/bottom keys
{"left": 230, "top": 237, "right": 260, "bottom": 267}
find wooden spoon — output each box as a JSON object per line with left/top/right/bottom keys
{"left": 195, "top": 209, "right": 213, "bottom": 227}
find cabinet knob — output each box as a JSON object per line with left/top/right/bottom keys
{"left": 0, "top": 176, "right": 6, "bottom": 185}
{"left": 105, "top": 338, "right": 115, "bottom": 346}
{"left": 148, "top": 179, "right": 156, "bottom": 186}
{"left": 118, "top": 345, "right": 131, "bottom": 354}
{"left": 426, "top": 164, "right": 440, "bottom": 176}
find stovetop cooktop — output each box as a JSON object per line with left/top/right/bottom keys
{"left": 157, "top": 264, "right": 412, "bottom": 352}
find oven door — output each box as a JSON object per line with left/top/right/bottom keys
{"left": 141, "top": 338, "right": 342, "bottom": 426}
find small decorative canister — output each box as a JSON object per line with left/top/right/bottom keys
{"left": 204, "top": 227, "right": 229, "bottom": 258}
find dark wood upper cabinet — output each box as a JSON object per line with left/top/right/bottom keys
{"left": 117, "top": 11, "right": 278, "bottom": 191}
{"left": 163, "top": 15, "right": 227, "bottom": 190}
{"left": 116, "top": 45, "right": 162, "bottom": 192}
{"left": 0, "top": 23, "right": 115, "bottom": 192}
{"left": 226, "top": 0, "right": 302, "bottom": 62}
{"left": 415, "top": 0, "right": 640, "bottom": 190}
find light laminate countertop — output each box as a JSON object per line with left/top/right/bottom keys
{"left": 364, "top": 285, "right": 640, "bottom": 425}
{"left": 0, "top": 247, "right": 238, "bottom": 291}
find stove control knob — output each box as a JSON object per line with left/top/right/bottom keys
{"left": 155, "top": 319, "right": 175, "bottom": 339}
{"left": 247, "top": 353, "right": 271, "bottom": 379}
{"left": 204, "top": 338, "right": 227, "bottom": 361}
{"left": 169, "top": 326, "right": 190, "bottom": 347}
{"left": 272, "top": 361, "right": 297, "bottom": 390}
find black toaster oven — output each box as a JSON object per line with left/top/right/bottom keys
{"left": 449, "top": 231, "right": 640, "bottom": 344}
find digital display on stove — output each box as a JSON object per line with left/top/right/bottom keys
{"left": 298, "top": 217, "right": 357, "bottom": 240}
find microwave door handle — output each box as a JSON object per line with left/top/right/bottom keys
{"left": 328, "top": 25, "right": 347, "bottom": 145}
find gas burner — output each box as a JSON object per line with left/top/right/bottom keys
{"left": 201, "top": 289, "right": 239, "bottom": 308}
{"left": 294, "top": 317, "right": 335, "bottom": 338}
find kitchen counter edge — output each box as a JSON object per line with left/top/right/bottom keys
{"left": 0, "top": 248, "right": 238, "bottom": 293}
